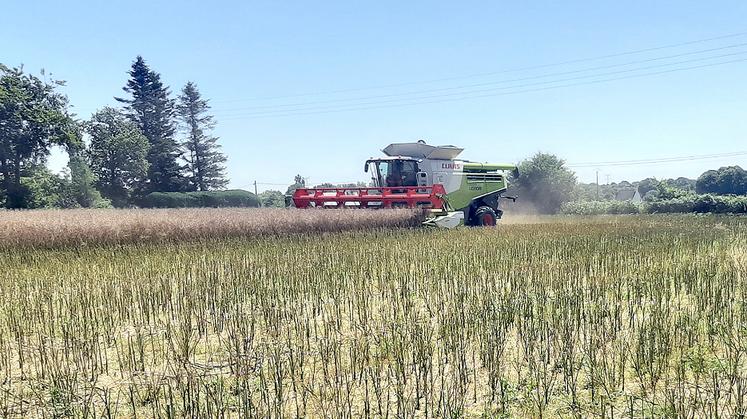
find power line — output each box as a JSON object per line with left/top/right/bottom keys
{"left": 70, "top": 31, "right": 747, "bottom": 116}
{"left": 210, "top": 30, "right": 747, "bottom": 103}
{"left": 255, "top": 182, "right": 290, "bottom": 186}
{"left": 243, "top": 180, "right": 369, "bottom": 190}
{"left": 216, "top": 57, "right": 747, "bottom": 120}
{"left": 212, "top": 42, "right": 747, "bottom": 113}
{"left": 216, "top": 50, "right": 747, "bottom": 117}
{"left": 567, "top": 151, "right": 747, "bottom": 168}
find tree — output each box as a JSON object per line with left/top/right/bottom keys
{"left": 0, "top": 65, "right": 79, "bottom": 208}
{"left": 86, "top": 107, "right": 149, "bottom": 206}
{"left": 20, "top": 164, "right": 66, "bottom": 209}
{"left": 695, "top": 170, "right": 719, "bottom": 195}
{"left": 696, "top": 166, "right": 747, "bottom": 195}
{"left": 637, "top": 178, "right": 659, "bottom": 196}
{"left": 655, "top": 181, "right": 687, "bottom": 200}
{"left": 664, "top": 177, "right": 696, "bottom": 192}
{"left": 259, "top": 190, "right": 286, "bottom": 207}
{"left": 286, "top": 174, "right": 306, "bottom": 195}
{"left": 512, "top": 152, "right": 577, "bottom": 214}
{"left": 61, "top": 155, "right": 110, "bottom": 208}
{"left": 717, "top": 166, "right": 747, "bottom": 195}
{"left": 116, "top": 56, "right": 185, "bottom": 193}
{"left": 643, "top": 189, "right": 660, "bottom": 202}
{"left": 176, "top": 82, "right": 228, "bottom": 191}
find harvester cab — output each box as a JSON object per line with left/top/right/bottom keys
{"left": 364, "top": 157, "right": 420, "bottom": 188}
{"left": 292, "top": 140, "right": 518, "bottom": 228}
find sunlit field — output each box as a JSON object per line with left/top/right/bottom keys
{"left": 1, "top": 213, "right": 745, "bottom": 417}
{"left": 0, "top": 208, "right": 422, "bottom": 248}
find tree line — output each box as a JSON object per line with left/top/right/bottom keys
{"left": 511, "top": 152, "right": 747, "bottom": 214}
{"left": 4, "top": 59, "right": 743, "bottom": 213}
{"left": 0, "top": 56, "right": 227, "bottom": 209}
{"left": 262, "top": 156, "right": 747, "bottom": 212}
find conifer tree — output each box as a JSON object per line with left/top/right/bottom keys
{"left": 116, "top": 56, "right": 185, "bottom": 193}
{"left": 176, "top": 82, "right": 228, "bottom": 190}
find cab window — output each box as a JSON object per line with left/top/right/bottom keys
{"left": 377, "top": 162, "right": 389, "bottom": 186}
{"left": 400, "top": 161, "right": 418, "bottom": 186}
{"left": 385, "top": 160, "right": 418, "bottom": 187}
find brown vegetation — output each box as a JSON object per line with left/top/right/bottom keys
{"left": 0, "top": 208, "right": 424, "bottom": 248}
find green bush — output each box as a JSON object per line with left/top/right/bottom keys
{"left": 139, "top": 190, "right": 260, "bottom": 208}
{"left": 562, "top": 194, "right": 747, "bottom": 215}
{"left": 560, "top": 200, "right": 641, "bottom": 215}
{"left": 644, "top": 194, "right": 747, "bottom": 214}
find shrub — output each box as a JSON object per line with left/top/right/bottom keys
{"left": 696, "top": 166, "right": 747, "bottom": 195}
{"left": 644, "top": 194, "right": 747, "bottom": 214}
{"left": 560, "top": 200, "right": 641, "bottom": 215}
{"left": 563, "top": 194, "right": 747, "bottom": 215}
{"left": 139, "top": 189, "right": 260, "bottom": 208}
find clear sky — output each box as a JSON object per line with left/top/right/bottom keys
{"left": 2, "top": 1, "right": 746, "bottom": 191}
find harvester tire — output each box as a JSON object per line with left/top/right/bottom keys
{"left": 473, "top": 206, "right": 497, "bottom": 227}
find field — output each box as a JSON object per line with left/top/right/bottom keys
{"left": 1, "top": 210, "right": 746, "bottom": 417}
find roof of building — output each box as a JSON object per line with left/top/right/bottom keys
{"left": 614, "top": 188, "right": 638, "bottom": 201}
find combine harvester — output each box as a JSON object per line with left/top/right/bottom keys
{"left": 291, "top": 141, "right": 518, "bottom": 228}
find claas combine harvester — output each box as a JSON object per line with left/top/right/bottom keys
{"left": 291, "top": 141, "right": 518, "bottom": 228}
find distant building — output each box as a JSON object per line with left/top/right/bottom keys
{"left": 614, "top": 188, "right": 642, "bottom": 203}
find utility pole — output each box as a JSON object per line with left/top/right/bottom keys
{"left": 596, "top": 170, "right": 599, "bottom": 200}
{"left": 253, "top": 181, "right": 260, "bottom": 207}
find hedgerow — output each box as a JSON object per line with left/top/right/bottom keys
{"left": 560, "top": 200, "right": 641, "bottom": 215}
{"left": 139, "top": 189, "right": 260, "bottom": 208}
{"left": 561, "top": 194, "right": 747, "bottom": 215}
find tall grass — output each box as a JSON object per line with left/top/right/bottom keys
{"left": 0, "top": 208, "right": 423, "bottom": 248}
{"left": 0, "top": 215, "right": 745, "bottom": 417}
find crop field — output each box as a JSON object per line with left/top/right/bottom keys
{"left": 0, "top": 208, "right": 423, "bottom": 248}
{"left": 0, "top": 211, "right": 746, "bottom": 417}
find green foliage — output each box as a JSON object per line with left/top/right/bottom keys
{"left": 560, "top": 200, "right": 641, "bottom": 215}
{"left": 259, "top": 190, "right": 286, "bottom": 208}
{"left": 654, "top": 180, "right": 688, "bottom": 200}
{"left": 512, "top": 153, "right": 576, "bottom": 214}
{"left": 642, "top": 189, "right": 660, "bottom": 202}
{"left": 139, "top": 189, "right": 259, "bottom": 208}
{"left": 575, "top": 177, "right": 697, "bottom": 204}
{"left": 664, "top": 177, "right": 696, "bottom": 192}
{"left": 2, "top": 60, "right": 232, "bottom": 209}
{"left": 696, "top": 166, "right": 747, "bottom": 195}
{"left": 61, "top": 156, "right": 110, "bottom": 208}
{"left": 86, "top": 107, "right": 149, "bottom": 207}
{"left": 637, "top": 177, "right": 659, "bottom": 196}
{"left": 286, "top": 174, "right": 306, "bottom": 195}
{"left": 0, "top": 66, "right": 79, "bottom": 208}
{"left": 20, "top": 165, "right": 66, "bottom": 209}
{"left": 574, "top": 183, "right": 608, "bottom": 201}
{"left": 645, "top": 194, "right": 747, "bottom": 214}
{"left": 176, "top": 82, "right": 228, "bottom": 191}
{"left": 116, "top": 56, "right": 186, "bottom": 193}
{"left": 563, "top": 194, "right": 747, "bottom": 215}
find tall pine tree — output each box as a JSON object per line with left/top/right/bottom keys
{"left": 116, "top": 56, "right": 186, "bottom": 193}
{"left": 176, "top": 82, "right": 228, "bottom": 191}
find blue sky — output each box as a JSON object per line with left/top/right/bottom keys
{"left": 2, "top": 0, "right": 746, "bottom": 191}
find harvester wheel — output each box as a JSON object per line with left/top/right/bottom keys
{"left": 473, "top": 206, "right": 497, "bottom": 227}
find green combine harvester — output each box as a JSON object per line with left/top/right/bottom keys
{"left": 292, "top": 140, "right": 518, "bottom": 228}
